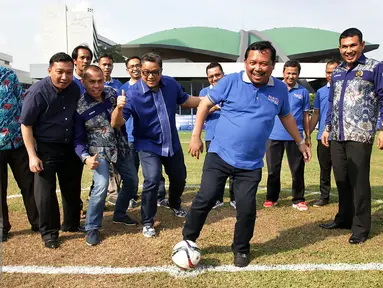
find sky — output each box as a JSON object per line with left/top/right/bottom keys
{"left": 1, "top": 0, "right": 382, "bottom": 71}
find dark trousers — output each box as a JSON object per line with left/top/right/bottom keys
{"left": 331, "top": 141, "right": 372, "bottom": 237}
{"left": 0, "top": 145, "right": 39, "bottom": 233}
{"left": 266, "top": 140, "right": 305, "bottom": 203}
{"left": 317, "top": 140, "right": 332, "bottom": 200}
{"left": 138, "top": 149, "right": 186, "bottom": 226}
{"left": 34, "top": 141, "right": 83, "bottom": 241}
{"left": 183, "top": 153, "right": 261, "bottom": 254}
{"left": 205, "top": 140, "right": 235, "bottom": 202}
{"left": 129, "top": 142, "right": 167, "bottom": 201}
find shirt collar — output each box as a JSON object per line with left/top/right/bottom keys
{"left": 139, "top": 78, "right": 166, "bottom": 94}
{"left": 105, "top": 78, "right": 114, "bottom": 84}
{"left": 326, "top": 82, "right": 331, "bottom": 88}
{"left": 340, "top": 53, "right": 367, "bottom": 68}
{"left": 283, "top": 81, "right": 299, "bottom": 89}
{"left": 83, "top": 91, "right": 106, "bottom": 104}
{"left": 74, "top": 70, "right": 82, "bottom": 80}
{"left": 241, "top": 71, "right": 274, "bottom": 86}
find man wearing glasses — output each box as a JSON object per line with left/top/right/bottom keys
{"left": 117, "top": 56, "right": 167, "bottom": 210}
{"left": 111, "top": 52, "right": 201, "bottom": 238}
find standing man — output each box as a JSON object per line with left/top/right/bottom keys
{"left": 111, "top": 52, "right": 201, "bottom": 238}
{"left": 320, "top": 28, "right": 383, "bottom": 244}
{"left": 264, "top": 60, "right": 311, "bottom": 211}
{"left": 20, "top": 53, "right": 84, "bottom": 249}
{"left": 72, "top": 45, "right": 93, "bottom": 94}
{"left": 74, "top": 66, "right": 138, "bottom": 246}
{"left": 0, "top": 66, "right": 39, "bottom": 242}
{"left": 309, "top": 60, "right": 340, "bottom": 207}
{"left": 117, "top": 56, "right": 167, "bottom": 210}
{"left": 183, "top": 41, "right": 311, "bottom": 267}
{"left": 200, "top": 62, "right": 236, "bottom": 209}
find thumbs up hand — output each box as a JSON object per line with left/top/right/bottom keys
{"left": 117, "top": 89, "right": 127, "bottom": 109}
{"left": 85, "top": 153, "right": 100, "bottom": 170}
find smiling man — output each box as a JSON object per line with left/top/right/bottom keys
{"left": 264, "top": 60, "right": 311, "bottom": 211}
{"left": 74, "top": 65, "right": 138, "bottom": 246}
{"left": 111, "top": 52, "right": 201, "bottom": 238}
{"left": 183, "top": 41, "right": 311, "bottom": 267}
{"left": 20, "top": 53, "right": 83, "bottom": 249}
{"left": 320, "top": 28, "right": 383, "bottom": 244}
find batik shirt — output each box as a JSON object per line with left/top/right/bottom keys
{"left": 0, "top": 67, "right": 24, "bottom": 150}
{"left": 325, "top": 54, "right": 383, "bottom": 144}
{"left": 74, "top": 86, "right": 129, "bottom": 163}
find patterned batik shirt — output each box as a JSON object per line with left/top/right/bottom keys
{"left": 325, "top": 54, "right": 383, "bottom": 144}
{"left": 0, "top": 66, "right": 24, "bottom": 150}
{"left": 74, "top": 86, "right": 129, "bottom": 163}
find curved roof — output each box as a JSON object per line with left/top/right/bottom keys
{"left": 123, "top": 26, "right": 379, "bottom": 60}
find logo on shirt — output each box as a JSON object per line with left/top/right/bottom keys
{"left": 268, "top": 95, "right": 279, "bottom": 105}
{"left": 293, "top": 93, "right": 303, "bottom": 100}
{"left": 333, "top": 74, "right": 341, "bottom": 78}
{"left": 355, "top": 70, "right": 363, "bottom": 78}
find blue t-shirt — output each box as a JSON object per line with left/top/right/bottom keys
{"left": 72, "top": 76, "right": 85, "bottom": 95}
{"left": 208, "top": 71, "right": 290, "bottom": 170}
{"left": 314, "top": 83, "right": 330, "bottom": 140}
{"left": 200, "top": 86, "right": 221, "bottom": 141}
{"left": 269, "top": 83, "right": 310, "bottom": 141}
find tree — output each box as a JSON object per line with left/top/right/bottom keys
{"left": 96, "top": 44, "right": 125, "bottom": 63}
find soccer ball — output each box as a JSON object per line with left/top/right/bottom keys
{"left": 172, "top": 240, "right": 201, "bottom": 270}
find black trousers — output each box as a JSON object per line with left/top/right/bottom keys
{"left": 0, "top": 145, "right": 39, "bottom": 233}
{"left": 183, "top": 153, "right": 261, "bottom": 254}
{"left": 317, "top": 140, "right": 332, "bottom": 200}
{"left": 205, "top": 141, "right": 235, "bottom": 202}
{"left": 331, "top": 141, "right": 372, "bottom": 237}
{"left": 34, "top": 141, "right": 83, "bottom": 241}
{"left": 266, "top": 140, "right": 305, "bottom": 203}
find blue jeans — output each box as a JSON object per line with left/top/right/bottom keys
{"left": 139, "top": 150, "right": 186, "bottom": 226}
{"left": 86, "top": 153, "right": 138, "bottom": 231}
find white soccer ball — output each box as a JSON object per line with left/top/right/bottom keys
{"left": 172, "top": 240, "right": 201, "bottom": 270}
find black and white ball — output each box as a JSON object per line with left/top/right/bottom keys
{"left": 172, "top": 240, "right": 201, "bottom": 270}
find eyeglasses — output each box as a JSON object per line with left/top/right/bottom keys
{"left": 128, "top": 64, "right": 141, "bottom": 70}
{"left": 207, "top": 73, "right": 223, "bottom": 80}
{"left": 141, "top": 69, "right": 162, "bottom": 77}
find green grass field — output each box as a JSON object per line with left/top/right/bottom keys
{"left": 2, "top": 131, "right": 383, "bottom": 287}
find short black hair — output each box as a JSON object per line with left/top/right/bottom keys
{"left": 49, "top": 52, "right": 74, "bottom": 67}
{"left": 71, "top": 45, "right": 94, "bottom": 61}
{"left": 283, "top": 60, "right": 301, "bottom": 74}
{"left": 205, "top": 62, "right": 223, "bottom": 75}
{"left": 125, "top": 56, "right": 141, "bottom": 67}
{"left": 141, "top": 53, "right": 162, "bottom": 69}
{"left": 98, "top": 54, "right": 113, "bottom": 62}
{"left": 326, "top": 59, "right": 341, "bottom": 66}
{"left": 82, "top": 65, "right": 103, "bottom": 80}
{"left": 244, "top": 41, "right": 277, "bottom": 63}
{"left": 339, "top": 28, "right": 363, "bottom": 44}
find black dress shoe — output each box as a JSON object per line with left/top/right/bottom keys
{"left": 44, "top": 239, "right": 60, "bottom": 249}
{"left": 319, "top": 222, "right": 351, "bottom": 230}
{"left": 61, "top": 225, "right": 85, "bottom": 233}
{"left": 31, "top": 226, "right": 39, "bottom": 232}
{"left": 1, "top": 232, "right": 9, "bottom": 242}
{"left": 234, "top": 253, "right": 250, "bottom": 267}
{"left": 349, "top": 235, "right": 367, "bottom": 244}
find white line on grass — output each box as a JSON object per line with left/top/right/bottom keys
{"left": 2, "top": 263, "right": 383, "bottom": 278}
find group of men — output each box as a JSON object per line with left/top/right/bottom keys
{"left": 1, "top": 27, "right": 382, "bottom": 268}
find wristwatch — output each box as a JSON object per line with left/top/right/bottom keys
{"left": 296, "top": 139, "right": 305, "bottom": 146}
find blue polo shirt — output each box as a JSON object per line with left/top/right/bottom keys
{"left": 200, "top": 85, "right": 221, "bottom": 141}
{"left": 105, "top": 78, "right": 122, "bottom": 92}
{"left": 119, "top": 80, "right": 135, "bottom": 143}
{"left": 208, "top": 71, "right": 290, "bottom": 170}
{"left": 122, "top": 76, "right": 190, "bottom": 157}
{"left": 313, "top": 83, "right": 330, "bottom": 140}
{"left": 269, "top": 82, "right": 310, "bottom": 141}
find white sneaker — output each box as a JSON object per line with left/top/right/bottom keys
{"left": 143, "top": 225, "right": 156, "bottom": 238}
{"left": 212, "top": 200, "right": 224, "bottom": 209}
{"left": 292, "top": 202, "right": 308, "bottom": 211}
